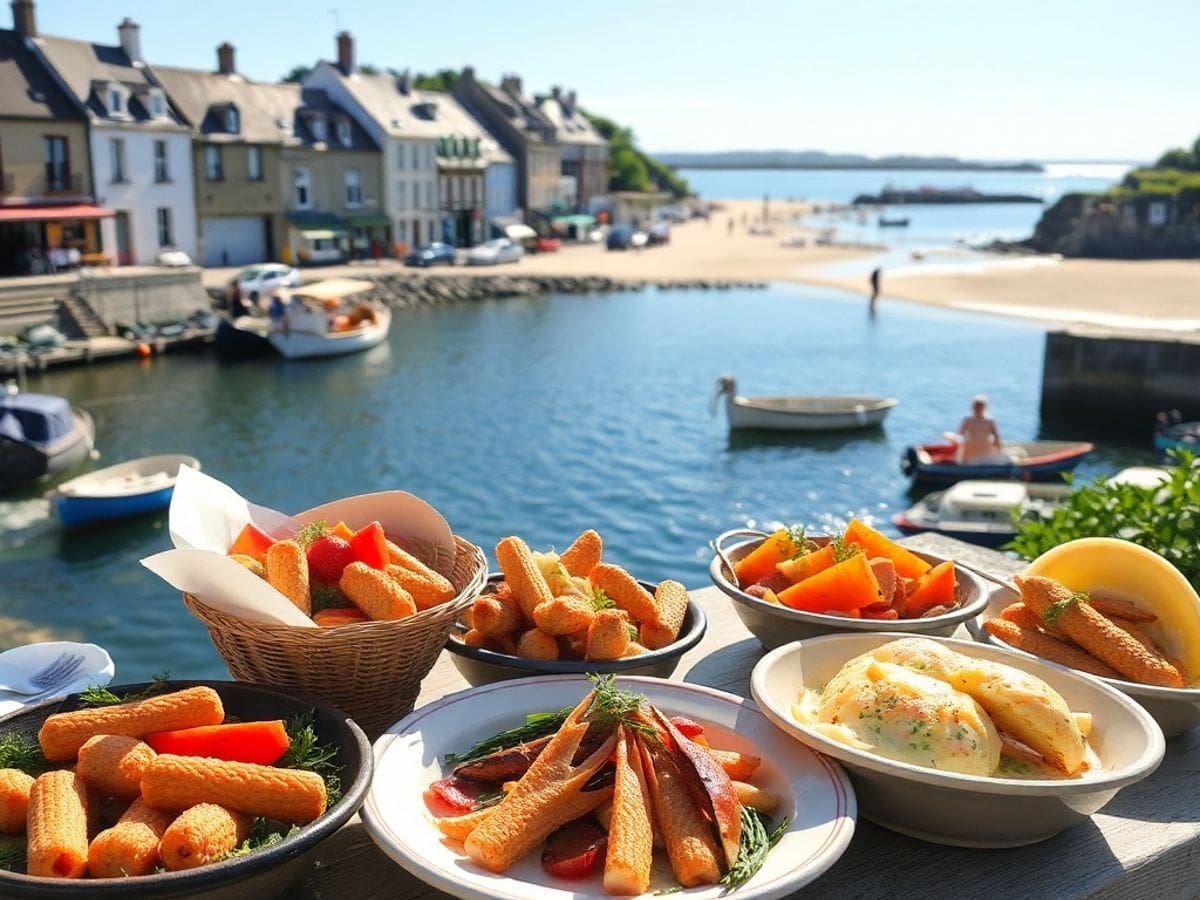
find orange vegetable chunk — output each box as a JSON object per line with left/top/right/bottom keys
{"left": 776, "top": 552, "right": 884, "bottom": 613}
{"left": 145, "top": 721, "right": 290, "bottom": 766}
{"left": 776, "top": 544, "right": 837, "bottom": 584}
{"left": 842, "top": 519, "right": 932, "bottom": 580}
{"left": 905, "top": 560, "right": 958, "bottom": 617}
{"left": 228, "top": 523, "right": 275, "bottom": 564}
{"left": 733, "top": 529, "right": 805, "bottom": 586}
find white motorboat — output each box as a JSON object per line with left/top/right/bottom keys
{"left": 893, "top": 480, "right": 1071, "bottom": 548}
{"left": 227, "top": 279, "right": 390, "bottom": 360}
{"left": 52, "top": 453, "right": 200, "bottom": 529}
{"left": 713, "top": 375, "right": 897, "bottom": 432}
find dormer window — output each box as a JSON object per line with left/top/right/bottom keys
{"left": 336, "top": 119, "right": 352, "bottom": 147}
{"left": 224, "top": 105, "right": 239, "bottom": 134}
{"left": 147, "top": 89, "right": 166, "bottom": 120}
{"left": 311, "top": 116, "right": 327, "bottom": 142}
{"left": 106, "top": 83, "right": 128, "bottom": 117}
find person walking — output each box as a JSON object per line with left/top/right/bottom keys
{"left": 869, "top": 267, "right": 882, "bottom": 314}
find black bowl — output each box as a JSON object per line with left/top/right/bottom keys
{"left": 445, "top": 574, "right": 707, "bottom": 685}
{"left": 0, "top": 680, "right": 371, "bottom": 898}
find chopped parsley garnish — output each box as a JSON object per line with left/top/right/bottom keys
{"left": 1043, "top": 590, "right": 1089, "bottom": 626}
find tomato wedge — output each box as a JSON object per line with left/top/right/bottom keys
{"left": 349, "top": 521, "right": 389, "bottom": 570}
{"left": 668, "top": 715, "right": 705, "bottom": 739}
{"left": 228, "top": 523, "right": 276, "bottom": 564}
{"left": 542, "top": 819, "right": 607, "bottom": 880}
{"left": 144, "top": 720, "right": 289, "bottom": 765}
{"left": 426, "top": 776, "right": 485, "bottom": 817}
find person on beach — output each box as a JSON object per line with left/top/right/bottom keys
{"left": 727, "top": 217, "right": 734, "bottom": 236}
{"left": 957, "top": 395, "right": 1005, "bottom": 464}
{"left": 869, "top": 267, "right": 881, "bottom": 314}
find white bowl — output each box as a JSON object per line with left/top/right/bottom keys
{"left": 751, "top": 633, "right": 1165, "bottom": 848}
{"left": 969, "top": 584, "right": 1200, "bottom": 738}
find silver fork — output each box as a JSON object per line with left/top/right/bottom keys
{"left": 0, "top": 652, "right": 86, "bottom": 695}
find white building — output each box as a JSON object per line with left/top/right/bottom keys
{"left": 35, "top": 18, "right": 197, "bottom": 266}
{"left": 304, "top": 34, "right": 439, "bottom": 252}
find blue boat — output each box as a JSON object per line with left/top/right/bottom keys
{"left": 900, "top": 439, "right": 1094, "bottom": 486}
{"left": 53, "top": 454, "right": 200, "bottom": 529}
{"left": 1154, "top": 414, "right": 1199, "bottom": 455}
{"left": 0, "top": 392, "right": 95, "bottom": 490}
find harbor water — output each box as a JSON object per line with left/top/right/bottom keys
{"left": 0, "top": 284, "right": 1154, "bottom": 682}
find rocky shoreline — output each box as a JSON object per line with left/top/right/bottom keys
{"left": 361, "top": 274, "right": 768, "bottom": 308}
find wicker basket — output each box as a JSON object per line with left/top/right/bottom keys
{"left": 184, "top": 534, "right": 486, "bottom": 739}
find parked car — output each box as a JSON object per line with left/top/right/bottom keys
{"left": 534, "top": 236, "right": 561, "bottom": 253}
{"left": 234, "top": 264, "right": 301, "bottom": 305}
{"left": 606, "top": 226, "right": 633, "bottom": 250}
{"left": 405, "top": 242, "right": 457, "bottom": 267}
{"left": 155, "top": 248, "right": 193, "bottom": 267}
{"left": 466, "top": 238, "right": 523, "bottom": 266}
{"left": 648, "top": 223, "right": 671, "bottom": 246}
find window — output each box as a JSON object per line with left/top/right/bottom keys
{"left": 311, "top": 116, "right": 327, "bottom": 142}
{"left": 106, "top": 84, "right": 126, "bottom": 117}
{"left": 224, "top": 106, "right": 239, "bottom": 134}
{"left": 153, "top": 140, "right": 168, "bottom": 182}
{"left": 156, "top": 207, "right": 173, "bottom": 247}
{"left": 109, "top": 137, "right": 126, "bottom": 183}
{"left": 293, "top": 166, "right": 311, "bottom": 208}
{"left": 247, "top": 145, "right": 262, "bottom": 181}
{"left": 205, "top": 144, "right": 223, "bottom": 181}
{"left": 336, "top": 119, "right": 352, "bottom": 147}
{"left": 396, "top": 143, "right": 407, "bottom": 170}
{"left": 147, "top": 89, "right": 166, "bottom": 120}
{"left": 440, "top": 177, "right": 448, "bottom": 207}
{"left": 43, "top": 136, "right": 69, "bottom": 190}
{"left": 345, "top": 168, "right": 362, "bottom": 207}
{"left": 451, "top": 175, "right": 461, "bottom": 207}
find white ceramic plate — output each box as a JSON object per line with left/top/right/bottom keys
{"left": 362, "top": 674, "right": 856, "bottom": 900}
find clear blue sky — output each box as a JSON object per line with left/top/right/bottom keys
{"left": 30, "top": 0, "right": 1200, "bottom": 161}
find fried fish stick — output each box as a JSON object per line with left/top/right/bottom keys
{"left": 1113, "top": 620, "right": 1191, "bottom": 683}
{"left": 586, "top": 609, "right": 631, "bottom": 661}
{"left": 704, "top": 747, "right": 761, "bottom": 781}
{"left": 434, "top": 806, "right": 495, "bottom": 843}
{"left": 642, "top": 745, "right": 721, "bottom": 887}
{"left": 340, "top": 561, "right": 416, "bottom": 620}
{"left": 471, "top": 594, "right": 522, "bottom": 639}
{"left": 39, "top": 686, "right": 224, "bottom": 762}
{"left": 141, "top": 755, "right": 327, "bottom": 824}
{"left": 1016, "top": 575, "right": 1186, "bottom": 688}
{"left": 495, "top": 537, "right": 554, "bottom": 620}
{"left": 158, "top": 803, "right": 251, "bottom": 871}
{"left": 515, "top": 626, "right": 560, "bottom": 660}
{"left": 604, "top": 730, "right": 654, "bottom": 896}
{"left": 386, "top": 540, "right": 452, "bottom": 584}
{"left": 265, "top": 539, "right": 311, "bottom": 615}
{"left": 532, "top": 594, "right": 595, "bottom": 636}
{"left": 77, "top": 734, "right": 157, "bottom": 799}
{"left": 641, "top": 580, "right": 689, "bottom": 650}
{"left": 590, "top": 564, "right": 658, "bottom": 623}
{"left": 0, "top": 768, "right": 34, "bottom": 835}
{"left": 1090, "top": 593, "right": 1157, "bottom": 623}
{"left": 732, "top": 781, "right": 779, "bottom": 815}
{"left": 87, "top": 797, "right": 174, "bottom": 878}
{"left": 26, "top": 770, "right": 89, "bottom": 878}
{"left": 385, "top": 563, "right": 455, "bottom": 610}
{"left": 560, "top": 529, "right": 603, "bottom": 577}
{"left": 312, "top": 607, "right": 369, "bottom": 627}
{"left": 998, "top": 602, "right": 1056, "bottom": 635}
{"left": 983, "top": 618, "right": 1121, "bottom": 679}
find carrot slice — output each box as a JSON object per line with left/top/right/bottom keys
{"left": 842, "top": 519, "right": 932, "bottom": 580}
{"left": 776, "top": 544, "right": 837, "bottom": 584}
{"left": 905, "top": 560, "right": 958, "bottom": 617}
{"left": 144, "top": 721, "right": 290, "bottom": 765}
{"left": 733, "top": 529, "right": 805, "bottom": 585}
{"left": 776, "top": 553, "right": 885, "bottom": 613}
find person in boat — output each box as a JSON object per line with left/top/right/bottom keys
{"left": 957, "top": 395, "right": 1005, "bottom": 464}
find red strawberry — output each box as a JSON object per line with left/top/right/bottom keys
{"left": 541, "top": 819, "right": 607, "bottom": 880}
{"left": 306, "top": 534, "right": 356, "bottom": 584}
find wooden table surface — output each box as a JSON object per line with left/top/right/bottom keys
{"left": 292, "top": 534, "right": 1200, "bottom": 900}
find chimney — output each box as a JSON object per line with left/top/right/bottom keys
{"left": 11, "top": 0, "right": 35, "bottom": 37}
{"left": 565, "top": 90, "right": 576, "bottom": 116}
{"left": 117, "top": 17, "right": 142, "bottom": 64}
{"left": 336, "top": 30, "right": 354, "bottom": 75}
{"left": 500, "top": 74, "right": 523, "bottom": 99}
{"left": 216, "top": 42, "right": 236, "bottom": 75}
{"left": 395, "top": 68, "right": 412, "bottom": 95}
{"left": 551, "top": 85, "right": 561, "bottom": 101}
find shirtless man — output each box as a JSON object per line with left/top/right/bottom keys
{"left": 958, "top": 395, "right": 1003, "bottom": 464}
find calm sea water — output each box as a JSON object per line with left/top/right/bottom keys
{"left": 682, "top": 164, "right": 1130, "bottom": 251}
{"left": 0, "top": 285, "right": 1156, "bottom": 682}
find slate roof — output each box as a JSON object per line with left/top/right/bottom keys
{"left": 409, "top": 89, "right": 512, "bottom": 167}
{"left": 475, "top": 80, "right": 556, "bottom": 145}
{"left": 0, "top": 29, "right": 83, "bottom": 121}
{"left": 317, "top": 65, "right": 444, "bottom": 141}
{"left": 537, "top": 95, "right": 606, "bottom": 148}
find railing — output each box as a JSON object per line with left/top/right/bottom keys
{"left": 43, "top": 171, "right": 81, "bottom": 193}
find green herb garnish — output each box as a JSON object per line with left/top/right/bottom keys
{"left": 296, "top": 519, "right": 328, "bottom": 547}
{"left": 830, "top": 535, "right": 862, "bottom": 563}
{"left": 585, "top": 673, "right": 658, "bottom": 742}
{"left": 0, "top": 732, "right": 50, "bottom": 775}
{"left": 223, "top": 821, "right": 298, "bottom": 860}
{"left": 444, "top": 708, "right": 571, "bottom": 766}
{"left": 654, "top": 887, "right": 683, "bottom": 896}
{"left": 1043, "top": 590, "right": 1089, "bottom": 627}
{"left": 77, "top": 670, "right": 171, "bottom": 708}
{"left": 281, "top": 711, "right": 343, "bottom": 806}
{"left": 309, "top": 582, "right": 347, "bottom": 614}
{"left": 0, "top": 839, "right": 25, "bottom": 872}
{"left": 591, "top": 587, "right": 615, "bottom": 612}
{"left": 784, "top": 525, "right": 818, "bottom": 559}
{"left": 720, "top": 806, "right": 788, "bottom": 888}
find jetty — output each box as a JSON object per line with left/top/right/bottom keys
{"left": 853, "top": 187, "right": 1043, "bottom": 205}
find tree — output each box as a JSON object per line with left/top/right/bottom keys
{"left": 360, "top": 63, "right": 380, "bottom": 75}
{"left": 413, "top": 69, "right": 461, "bottom": 92}
{"left": 281, "top": 65, "right": 311, "bottom": 84}
{"left": 582, "top": 110, "right": 690, "bottom": 197}
{"left": 609, "top": 146, "right": 651, "bottom": 193}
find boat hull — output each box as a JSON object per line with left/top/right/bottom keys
{"left": 213, "top": 315, "right": 273, "bottom": 357}
{"left": 52, "top": 453, "right": 199, "bottom": 529}
{"left": 892, "top": 511, "right": 1016, "bottom": 549}
{"left": 726, "top": 396, "right": 896, "bottom": 432}
{"left": 55, "top": 485, "right": 176, "bottom": 529}
{"left": 900, "top": 441, "right": 1094, "bottom": 486}
{"left": 267, "top": 308, "right": 391, "bottom": 359}
{"left": 0, "top": 409, "right": 94, "bottom": 491}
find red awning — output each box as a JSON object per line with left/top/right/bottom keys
{"left": 0, "top": 205, "right": 116, "bottom": 222}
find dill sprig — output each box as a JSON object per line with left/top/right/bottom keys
{"left": 1044, "top": 590, "right": 1090, "bottom": 626}
{"left": 719, "top": 806, "right": 788, "bottom": 889}
{"left": 0, "top": 732, "right": 50, "bottom": 775}
{"left": 223, "top": 821, "right": 298, "bottom": 860}
{"left": 280, "top": 711, "right": 343, "bottom": 806}
{"left": 585, "top": 673, "right": 659, "bottom": 742}
{"left": 785, "top": 525, "right": 819, "bottom": 559}
{"left": 0, "top": 839, "right": 25, "bottom": 872}
{"left": 830, "top": 535, "right": 861, "bottom": 563}
{"left": 591, "top": 587, "right": 616, "bottom": 612}
{"left": 444, "top": 708, "right": 571, "bottom": 765}
{"left": 77, "top": 671, "right": 171, "bottom": 708}
{"left": 296, "top": 519, "right": 328, "bottom": 547}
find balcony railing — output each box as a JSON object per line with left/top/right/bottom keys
{"left": 44, "top": 171, "right": 80, "bottom": 193}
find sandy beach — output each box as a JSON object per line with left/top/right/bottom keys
{"left": 203, "top": 197, "right": 1200, "bottom": 333}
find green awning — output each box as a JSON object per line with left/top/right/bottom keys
{"left": 552, "top": 213, "right": 596, "bottom": 227}
{"left": 300, "top": 228, "right": 345, "bottom": 240}
{"left": 342, "top": 211, "right": 391, "bottom": 228}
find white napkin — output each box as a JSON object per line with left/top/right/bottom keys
{"left": 0, "top": 641, "right": 114, "bottom": 718}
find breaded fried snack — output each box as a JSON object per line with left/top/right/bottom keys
{"left": 471, "top": 595, "right": 522, "bottom": 638}
{"left": 77, "top": 734, "right": 157, "bottom": 800}
{"left": 87, "top": 797, "right": 173, "bottom": 878}
{"left": 983, "top": 618, "right": 1121, "bottom": 679}
{"left": 266, "top": 539, "right": 311, "bottom": 615}
{"left": 532, "top": 594, "right": 596, "bottom": 637}
{"left": 641, "top": 580, "right": 689, "bottom": 650}
{"left": 515, "top": 627, "right": 560, "bottom": 661}
{"left": 495, "top": 537, "right": 554, "bottom": 620}
{"left": 39, "top": 686, "right": 224, "bottom": 762}
{"left": 385, "top": 563, "right": 455, "bottom": 611}
{"left": 642, "top": 744, "right": 721, "bottom": 887}
{"left": 340, "top": 561, "right": 416, "bottom": 620}
{"left": 27, "top": 770, "right": 89, "bottom": 878}
{"left": 590, "top": 565, "right": 658, "bottom": 623}
{"left": 158, "top": 803, "right": 252, "bottom": 871}
{"left": 604, "top": 729, "right": 654, "bottom": 896}
{"left": 586, "top": 609, "right": 632, "bottom": 661}
{"left": 141, "top": 755, "right": 327, "bottom": 824}
{"left": 560, "top": 530, "right": 603, "bottom": 577}
{"left": 0, "top": 768, "right": 35, "bottom": 835}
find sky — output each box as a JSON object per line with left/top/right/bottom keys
{"left": 29, "top": 0, "right": 1200, "bottom": 162}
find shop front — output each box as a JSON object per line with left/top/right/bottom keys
{"left": 0, "top": 204, "right": 114, "bottom": 276}
{"left": 284, "top": 211, "right": 351, "bottom": 266}
{"left": 342, "top": 211, "right": 392, "bottom": 260}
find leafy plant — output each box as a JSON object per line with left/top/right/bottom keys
{"left": 1006, "top": 451, "right": 1200, "bottom": 590}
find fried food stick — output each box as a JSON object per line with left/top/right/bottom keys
{"left": 984, "top": 618, "right": 1121, "bottom": 679}
{"left": 471, "top": 594, "right": 522, "bottom": 638}
{"left": 641, "top": 580, "right": 689, "bottom": 650}
{"left": 641, "top": 742, "right": 722, "bottom": 887}
{"left": 495, "top": 536, "right": 554, "bottom": 620}
{"left": 77, "top": 734, "right": 157, "bottom": 799}
{"left": 39, "top": 686, "right": 224, "bottom": 762}
{"left": 586, "top": 609, "right": 631, "bottom": 661}
{"left": 385, "top": 563, "right": 455, "bottom": 611}
{"left": 340, "top": 561, "right": 416, "bottom": 620}
{"left": 1016, "top": 575, "right": 1186, "bottom": 688}
{"left": 0, "top": 768, "right": 34, "bottom": 835}
{"left": 1089, "top": 594, "right": 1157, "bottom": 623}
{"left": 266, "top": 539, "right": 311, "bottom": 615}
{"left": 159, "top": 803, "right": 252, "bottom": 871}
{"left": 590, "top": 564, "right": 658, "bottom": 623}
{"left": 141, "top": 755, "right": 327, "bottom": 824}
{"left": 998, "top": 602, "right": 1056, "bottom": 635}
{"left": 560, "top": 529, "right": 603, "bottom": 577}
{"left": 604, "top": 729, "right": 654, "bottom": 896}
{"left": 26, "top": 770, "right": 89, "bottom": 878}
{"left": 87, "top": 797, "right": 174, "bottom": 878}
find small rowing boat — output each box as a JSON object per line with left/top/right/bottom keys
{"left": 0, "top": 391, "right": 94, "bottom": 491}
{"left": 52, "top": 454, "right": 200, "bottom": 529}
{"left": 713, "top": 376, "right": 897, "bottom": 432}
{"left": 900, "top": 439, "right": 1094, "bottom": 486}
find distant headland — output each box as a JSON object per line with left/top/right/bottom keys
{"left": 656, "top": 150, "right": 1043, "bottom": 172}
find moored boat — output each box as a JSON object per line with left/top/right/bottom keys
{"left": 713, "top": 375, "right": 897, "bottom": 432}
{"left": 893, "top": 480, "right": 1071, "bottom": 547}
{"left": 0, "top": 392, "right": 95, "bottom": 491}
{"left": 900, "top": 439, "right": 1094, "bottom": 485}
{"left": 267, "top": 279, "right": 390, "bottom": 360}
{"left": 52, "top": 454, "right": 200, "bottom": 529}
{"left": 1154, "top": 413, "right": 1200, "bottom": 455}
